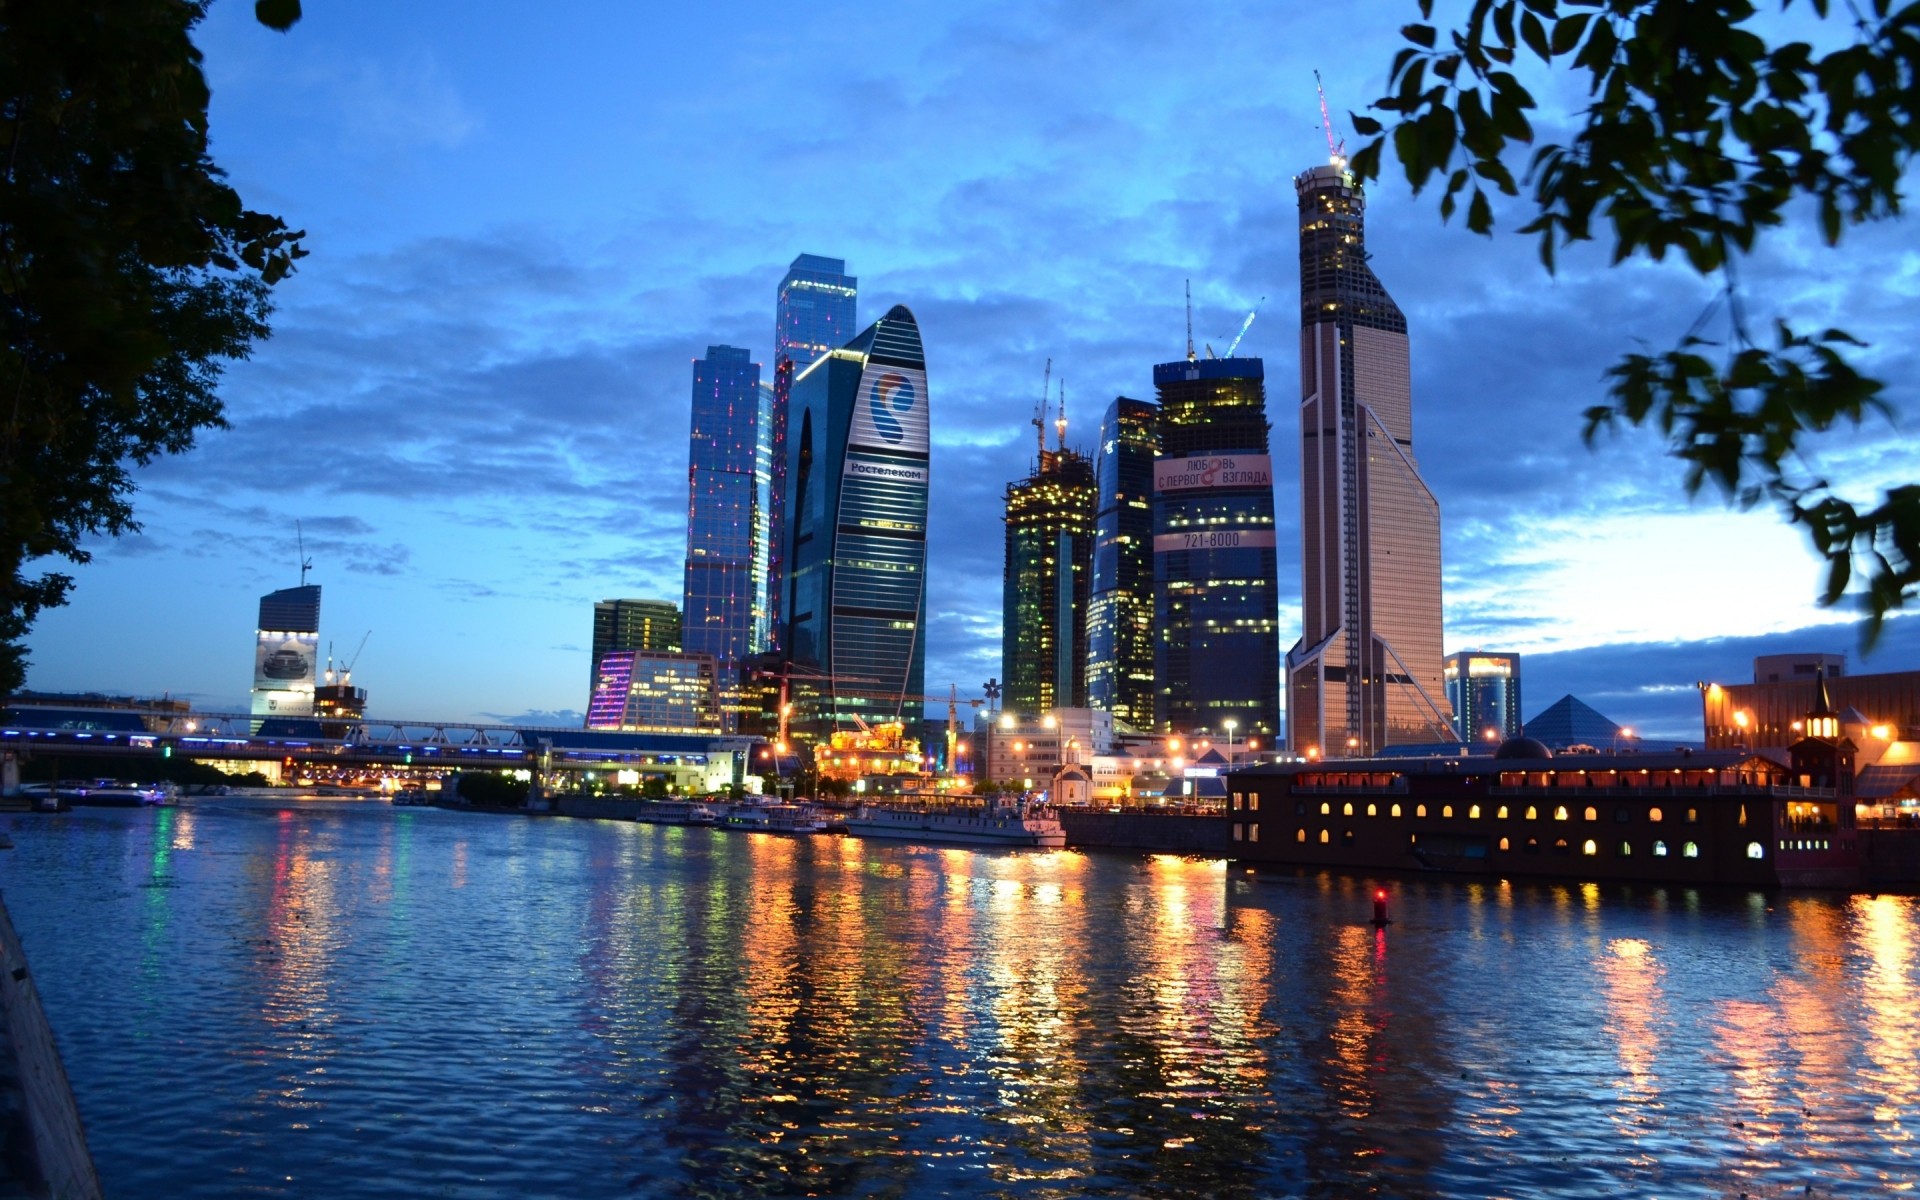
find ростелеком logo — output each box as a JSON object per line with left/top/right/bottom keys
{"left": 868, "top": 371, "right": 916, "bottom": 444}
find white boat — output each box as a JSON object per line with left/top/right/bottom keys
{"left": 719, "top": 801, "right": 826, "bottom": 834}
{"left": 844, "top": 796, "right": 1065, "bottom": 848}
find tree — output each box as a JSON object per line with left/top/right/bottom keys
{"left": 1349, "top": 0, "right": 1920, "bottom": 642}
{"left": 0, "top": 0, "right": 305, "bottom": 697}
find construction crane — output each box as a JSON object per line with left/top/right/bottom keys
{"left": 324, "top": 630, "right": 372, "bottom": 686}
{"left": 1184, "top": 279, "right": 1196, "bottom": 362}
{"left": 753, "top": 662, "right": 878, "bottom": 752}
{"left": 1032, "top": 358, "right": 1051, "bottom": 463}
{"left": 1225, "top": 297, "right": 1266, "bottom": 357}
{"left": 1315, "top": 69, "right": 1346, "bottom": 168}
{"left": 1054, "top": 377, "right": 1067, "bottom": 450}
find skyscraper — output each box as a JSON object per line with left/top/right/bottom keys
{"left": 769, "top": 254, "right": 857, "bottom": 653}
{"left": 682, "top": 345, "right": 761, "bottom": 667}
{"left": 781, "top": 305, "right": 928, "bottom": 733}
{"left": 251, "top": 583, "right": 321, "bottom": 723}
{"left": 1151, "top": 357, "right": 1281, "bottom": 737}
{"left": 1002, "top": 442, "right": 1097, "bottom": 715}
{"left": 1444, "top": 651, "right": 1523, "bottom": 745}
{"left": 1086, "top": 395, "right": 1159, "bottom": 727}
{"left": 1286, "top": 164, "right": 1453, "bottom": 756}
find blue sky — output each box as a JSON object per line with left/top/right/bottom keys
{"left": 20, "top": 0, "right": 1919, "bottom": 741}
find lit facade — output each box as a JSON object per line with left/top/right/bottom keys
{"left": 1286, "top": 163, "right": 1453, "bottom": 757}
{"left": 682, "top": 345, "right": 762, "bottom": 670}
{"left": 251, "top": 584, "right": 321, "bottom": 723}
{"left": 585, "top": 649, "right": 721, "bottom": 734}
{"left": 1151, "top": 357, "right": 1281, "bottom": 738}
{"left": 1086, "top": 395, "right": 1159, "bottom": 728}
{"left": 590, "top": 599, "right": 680, "bottom": 702}
{"left": 1002, "top": 447, "right": 1097, "bottom": 714}
{"left": 1444, "top": 651, "right": 1523, "bottom": 744}
{"left": 769, "top": 254, "right": 857, "bottom": 653}
{"left": 1704, "top": 664, "right": 1920, "bottom": 750}
{"left": 781, "top": 304, "right": 928, "bottom": 734}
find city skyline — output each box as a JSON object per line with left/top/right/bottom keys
{"left": 14, "top": 1, "right": 1916, "bottom": 742}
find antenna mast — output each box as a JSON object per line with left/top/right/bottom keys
{"left": 1184, "top": 279, "right": 1195, "bottom": 362}
{"left": 1315, "top": 69, "right": 1346, "bottom": 168}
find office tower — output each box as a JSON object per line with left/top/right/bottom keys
{"left": 1444, "top": 651, "right": 1523, "bottom": 745}
{"left": 585, "top": 649, "right": 721, "bottom": 733}
{"left": 251, "top": 583, "right": 321, "bottom": 722}
{"left": 752, "top": 380, "right": 777, "bottom": 653}
{"left": 781, "top": 304, "right": 928, "bottom": 734}
{"left": 682, "top": 345, "right": 761, "bottom": 668}
{"left": 769, "top": 254, "right": 858, "bottom": 653}
{"left": 1286, "top": 163, "right": 1453, "bottom": 757}
{"left": 1086, "top": 396, "right": 1159, "bottom": 728}
{"left": 1150, "top": 357, "right": 1281, "bottom": 737}
{"left": 1002, "top": 440, "right": 1097, "bottom": 715}
{"left": 590, "top": 599, "right": 680, "bottom": 701}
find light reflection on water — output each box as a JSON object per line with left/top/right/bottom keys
{"left": 1, "top": 796, "right": 1918, "bottom": 1198}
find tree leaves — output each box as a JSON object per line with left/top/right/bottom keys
{"left": 1, "top": 1, "right": 304, "bottom": 695}
{"left": 1353, "top": 0, "right": 1920, "bottom": 638}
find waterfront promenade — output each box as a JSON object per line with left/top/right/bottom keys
{"left": 4, "top": 793, "right": 1920, "bottom": 1197}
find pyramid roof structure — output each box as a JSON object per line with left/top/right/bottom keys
{"left": 1523, "top": 694, "right": 1626, "bottom": 750}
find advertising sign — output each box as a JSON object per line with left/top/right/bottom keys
{"left": 843, "top": 457, "right": 929, "bottom": 486}
{"left": 1153, "top": 530, "right": 1279, "bottom": 554}
{"left": 847, "top": 365, "right": 929, "bottom": 456}
{"left": 254, "top": 630, "right": 318, "bottom": 690}
{"left": 1153, "top": 454, "right": 1273, "bottom": 493}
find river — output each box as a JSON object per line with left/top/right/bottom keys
{"left": 2, "top": 792, "right": 1916, "bottom": 1198}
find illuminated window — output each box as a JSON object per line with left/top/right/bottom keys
{"left": 1554, "top": 838, "right": 1571, "bottom": 855}
{"left": 1319, "top": 829, "right": 1329, "bottom": 844}
{"left": 1617, "top": 841, "right": 1632, "bottom": 857}
{"left": 1468, "top": 805, "right": 1481, "bottom": 819}
{"left": 1738, "top": 804, "right": 1747, "bottom": 827}
{"left": 1584, "top": 807, "right": 1598, "bottom": 822}
{"left": 1343, "top": 802, "right": 1354, "bottom": 816}
{"left": 1249, "top": 796, "right": 1258, "bottom": 812}
{"left": 1498, "top": 837, "right": 1510, "bottom": 851}
{"left": 1320, "top": 802, "right": 1331, "bottom": 815}
{"left": 1653, "top": 840, "right": 1668, "bottom": 856}
{"left": 1231, "top": 792, "right": 1242, "bottom": 809}
{"left": 1442, "top": 805, "right": 1454, "bottom": 818}
{"left": 1683, "top": 841, "right": 1700, "bottom": 858}
{"left": 1526, "top": 806, "right": 1538, "bottom": 820}
{"left": 1686, "top": 808, "right": 1699, "bottom": 824}
{"left": 1746, "top": 841, "right": 1764, "bottom": 858}
{"left": 1232, "top": 824, "right": 1243, "bottom": 841}
{"left": 1582, "top": 840, "right": 1598, "bottom": 856}
{"left": 1416, "top": 804, "right": 1428, "bottom": 817}
{"left": 1497, "top": 806, "right": 1509, "bottom": 819}
{"left": 1366, "top": 803, "right": 1377, "bottom": 816}
{"left": 1390, "top": 803, "right": 1402, "bottom": 817}
{"left": 1649, "top": 807, "right": 1664, "bottom": 823}
{"left": 1554, "top": 806, "right": 1569, "bottom": 821}
{"left": 1250, "top": 825, "right": 1260, "bottom": 843}
{"left": 1342, "top": 829, "right": 1355, "bottom": 845}
{"left": 1296, "top": 828, "right": 1306, "bottom": 843}
{"left": 1525, "top": 837, "right": 1540, "bottom": 854}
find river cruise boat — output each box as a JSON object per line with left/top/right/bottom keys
{"left": 1225, "top": 741, "right": 1861, "bottom": 889}
{"left": 719, "top": 801, "right": 826, "bottom": 834}
{"left": 845, "top": 796, "right": 1066, "bottom": 849}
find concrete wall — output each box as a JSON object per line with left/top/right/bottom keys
{"left": 0, "top": 893, "right": 101, "bottom": 1200}
{"left": 1059, "top": 811, "right": 1230, "bottom": 856}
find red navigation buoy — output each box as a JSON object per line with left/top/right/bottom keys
{"left": 1371, "top": 888, "right": 1392, "bottom": 928}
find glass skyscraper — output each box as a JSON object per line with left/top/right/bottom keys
{"left": 1286, "top": 164, "right": 1453, "bottom": 756}
{"left": 1001, "top": 446, "right": 1096, "bottom": 715}
{"left": 682, "top": 345, "right": 761, "bottom": 667}
{"left": 781, "top": 305, "right": 928, "bottom": 734}
{"left": 1151, "top": 357, "right": 1281, "bottom": 737}
{"left": 589, "top": 598, "right": 680, "bottom": 704}
{"left": 769, "top": 254, "right": 857, "bottom": 653}
{"left": 1444, "top": 651, "right": 1523, "bottom": 744}
{"left": 1085, "top": 395, "right": 1158, "bottom": 728}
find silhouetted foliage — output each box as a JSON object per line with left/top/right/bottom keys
{"left": 1, "top": 0, "right": 306, "bottom": 695}
{"left": 1350, "top": 0, "right": 1919, "bottom": 642}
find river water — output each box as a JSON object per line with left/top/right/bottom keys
{"left": 1, "top": 793, "right": 1917, "bottom": 1198}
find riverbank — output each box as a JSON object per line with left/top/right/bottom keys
{"left": 0, "top": 892, "right": 99, "bottom": 1199}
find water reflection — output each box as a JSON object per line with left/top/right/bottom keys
{"left": 4, "top": 803, "right": 1920, "bottom": 1199}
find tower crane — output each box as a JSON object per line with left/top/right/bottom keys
{"left": 1054, "top": 378, "right": 1067, "bottom": 451}
{"left": 1315, "top": 69, "right": 1346, "bottom": 168}
{"left": 341, "top": 631, "right": 371, "bottom": 684}
{"left": 1033, "top": 358, "right": 1051, "bottom": 463}
{"left": 1225, "top": 297, "right": 1266, "bottom": 357}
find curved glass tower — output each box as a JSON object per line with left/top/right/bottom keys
{"left": 781, "top": 305, "right": 929, "bottom": 732}
{"left": 1086, "top": 395, "right": 1158, "bottom": 727}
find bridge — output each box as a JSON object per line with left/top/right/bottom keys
{"left": 0, "top": 703, "right": 767, "bottom": 790}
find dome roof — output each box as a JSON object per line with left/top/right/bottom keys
{"left": 1493, "top": 736, "right": 1554, "bottom": 760}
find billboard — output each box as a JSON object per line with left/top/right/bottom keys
{"left": 252, "top": 631, "right": 318, "bottom": 718}
{"left": 847, "top": 365, "right": 929, "bottom": 456}
{"left": 1153, "top": 453, "right": 1273, "bottom": 493}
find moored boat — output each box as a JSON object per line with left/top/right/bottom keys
{"left": 845, "top": 795, "right": 1065, "bottom": 849}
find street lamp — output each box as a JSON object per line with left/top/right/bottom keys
{"left": 1346, "top": 735, "right": 1360, "bottom": 758}
{"left": 1612, "top": 726, "right": 1635, "bottom": 752}
{"left": 1223, "top": 718, "right": 1238, "bottom": 762}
